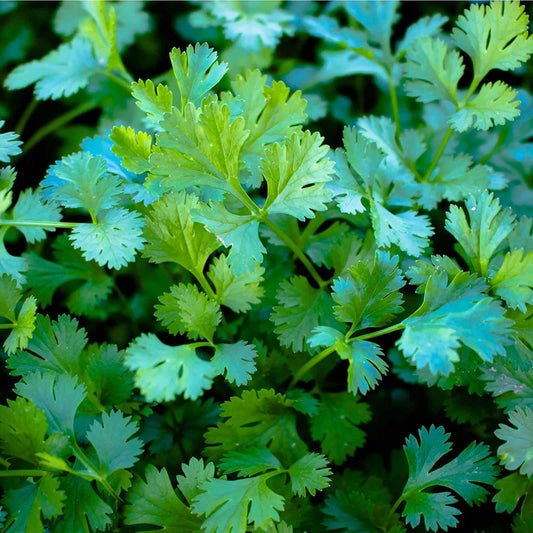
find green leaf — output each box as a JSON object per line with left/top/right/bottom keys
{"left": 212, "top": 341, "right": 258, "bottom": 385}
{"left": 177, "top": 457, "right": 216, "bottom": 504}
{"left": 69, "top": 208, "right": 145, "bottom": 270}
{"left": 401, "top": 425, "right": 499, "bottom": 531}
{"left": 170, "top": 43, "right": 228, "bottom": 108}
{"left": 0, "top": 273, "right": 21, "bottom": 322}
{"left": 490, "top": 249, "right": 533, "bottom": 312}
{"left": 53, "top": 476, "right": 112, "bottom": 533}
{"left": 445, "top": 190, "right": 516, "bottom": 276}
{"left": 4, "top": 35, "right": 98, "bottom": 100}
{"left": 219, "top": 447, "right": 282, "bottom": 477}
{"left": 142, "top": 190, "right": 220, "bottom": 274}
{"left": 193, "top": 201, "right": 264, "bottom": 274}
{"left": 496, "top": 407, "right": 533, "bottom": 477}
{"left": 155, "top": 283, "right": 221, "bottom": 342}
{"left": 404, "top": 37, "right": 463, "bottom": 104}
{"left": 15, "top": 372, "right": 86, "bottom": 437}
{"left": 124, "top": 464, "right": 202, "bottom": 532}
{"left": 2, "top": 476, "right": 65, "bottom": 533}
{"left": 451, "top": 0, "right": 533, "bottom": 80}
{"left": 0, "top": 228, "right": 28, "bottom": 286}
{"left": 207, "top": 254, "right": 264, "bottom": 312}
{"left": 493, "top": 472, "right": 532, "bottom": 514}
{"left": 131, "top": 79, "right": 173, "bottom": 127}
{"left": 310, "top": 392, "right": 371, "bottom": 465}
{"left": 204, "top": 389, "right": 307, "bottom": 466}
{"left": 331, "top": 251, "right": 405, "bottom": 330}
{"left": 192, "top": 475, "right": 285, "bottom": 533}
{"left": 271, "top": 275, "right": 334, "bottom": 352}
{"left": 0, "top": 120, "right": 22, "bottom": 162}
{"left": 124, "top": 333, "right": 214, "bottom": 402}
{"left": 288, "top": 452, "right": 331, "bottom": 497}
{"left": 86, "top": 410, "right": 143, "bottom": 476}
{"left": 109, "top": 125, "right": 152, "bottom": 174}
{"left": 450, "top": 81, "right": 520, "bottom": 132}
{"left": 3, "top": 295, "right": 37, "bottom": 355}
{"left": 398, "top": 272, "right": 513, "bottom": 375}
{"left": 261, "top": 130, "right": 334, "bottom": 220}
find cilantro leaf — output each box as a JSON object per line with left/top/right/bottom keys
{"left": 490, "top": 249, "right": 533, "bottom": 312}
{"left": 331, "top": 251, "right": 405, "bottom": 330}
{"left": 4, "top": 35, "right": 98, "bottom": 100}
{"left": 142, "top": 191, "right": 220, "bottom": 274}
{"left": 86, "top": 410, "right": 143, "bottom": 476}
{"left": 2, "top": 476, "right": 65, "bottom": 533}
{"left": 155, "top": 283, "right": 221, "bottom": 342}
{"left": 450, "top": 81, "right": 520, "bottom": 132}
{"left": 192, "top": 475, "right": 285, "bottom": 533}
{"left": 493, "top": 472, "right": 532, "bottom": 514}
{"left": 219, "top": 447, "right": 282, "bottom": 477}
{"left": 404, "top": 37, "right": 463, "bottom": 104}
{"left": 288, "top": 452, "right": 331, "bottom": 497}
{"left": 451, "top": 1, "right": 533, "bottom": 80}
{"left": 131, "top": 79, "right": 173, "bottom": 128}
{"left": 212, "top": 341, "right": 258, "bottom": 385}
{"left": 177, "top": 457, "right": 216, "bottom": 504}
{"left": 170, "top": 43, "right": 228, "bottom": 109}
{"left": 309, "top": 328, "right": 388, "bottom": 396}
{"left": 124, "top": 464, "right": 202, "bottom": 532}
{"left": 0, "top": 229, "right": 28, "bottom": 286}
{"left": 496, "top": 407, "right": 533, "bottom": 477}
{"left": 261, "top": 130, "right": 334, "bottom": 220}
{"left": 398, "top": 272, "right": 513, "bottom": 375}
{"left": 310, "top": 392, "right": 371, "bottom": 465}
{"left": 207, "top": 254, "right": 264, "bottom": 312}
{"left": 109, "top": 125, "right": 152, "bottom": 174}
{"left": 271, "top": 276, "right": 334, "bottom": 352}
{"left": 445, "top": 191, "right": 516, "bottom": 277}
{"left": 0, "top": 120, "right": 22, "bottom": 162}
{"left": 69, "top": 208, "right": 145, "bottom": 270}
{"left": 401, "top": 425, "right": 499, "bottom": 531}
{"left": 204, "top": 389, "right": 307, "bottom": 465}
{"left": 124, "top": 333, "right": 214, "bottom": 402}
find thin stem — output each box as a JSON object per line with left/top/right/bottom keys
{"left": 0, "top": 469, "right": 46, "bottom": 478}
{"left": 262, "top": 217, "right": 327, "bottom": 289}
{"left": 350, "top": 322, "right": 406, "bottom": 342}
{"left": 389, "top": 70, "right": 401, "bottom": 136}
{"left": 0, "top": 323, "right": 14, "bottom": 329}
{"left": 0, "top": 220, "right": 78, "bottom": 229}
{"left": 22, "top": 101, "right": 100, "bottom": 154}
{"left": 288, "top": 346, "right": 336, "bottom": 390}
{"left": 15, "top": 98, "right": 38, "bottom": 136}
{"left": 104, "top": 71, "right": 133, "bottom": 92}
{"left": 422, "top": 127, "right": 453, "bottom": 182}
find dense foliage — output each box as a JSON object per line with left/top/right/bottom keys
{"left": 0, "top": 1, "right": 532, "bottom": 531}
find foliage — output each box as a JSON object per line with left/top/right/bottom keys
{"left": 0, "top": 1, "right": 532, "bottom": 531}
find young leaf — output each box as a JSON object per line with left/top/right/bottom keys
{"left": 445, "top": 191, "right": 516, "bottom": 276}
{"left": 155, "top": 283, "right": 221, "bottom": 342}
{"left": 131, "top": 79, "right": 173, "bottom": 127}
{"left": 124, "top": 334, "right": 215, "bottom": 402}
{"left": 401, "top": 425, "right": 499, "bottom": 531}
{"left": 0, "top": 120, "right": 22, "bottom": 162}
{"left": 496, "top": 406, "right": 533, "bottom": 477}
{"left": 451, "top": 0, "right": 533, "bottom": 80}
{"left": 4, "top": 36, "right": 98, "bottom": 100}
{"left": 310, "top": 392, "right": 371, "bottom": 465}
{"left": 109, "top": 125, "right": 152, "bottom": 174}
{"left": 211, "top": 341, "right": 258, "bottom": 386}
{"left": 142, "top": 190, "right": 220, "bottom": 274}
{"left": 124, "top": 464, "right": 202, "bottom": 531}
{"left": 261, "top": 130, "right": 334, "bottom": 221}
{"left": 192, "top": 475, "right": 285, "bottom": 533}
{"left": 69, "top": 207, "right": 145, "bottom": 270}
{"left": 86, "top": 410, "right": 143, "bottom": 476}
{"left": 288, "top": 452, "right": 331, "bottom": 497}
{"left": 177, "top": 457, "right": 216, "bottom": 504}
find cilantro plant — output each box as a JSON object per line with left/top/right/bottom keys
{"left": 0, "top": 1, "right": 532, "bottom": 531}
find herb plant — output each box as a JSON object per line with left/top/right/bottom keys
{"left": 0, "top": 1, "right": 532, "bottom": 531}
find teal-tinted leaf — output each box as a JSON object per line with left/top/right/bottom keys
{"left": 219, "top": 447, "right": 282, "bottom": 477}
{"left": 177, "top": 457, "right": 216, "bottom": 504}
{"left": 4, "top": 36, "right": 98, "bottom": 100}
{"left": 0, "top": 229, "right": 28, "bottom": 286}
{"left": 124, "top": 464, "right": 202, "bottom": 532}
{"left": 0, "top": 120, "right": 22, "bottom": 162}
{"left": 496, "top": 407, "right": 533, "bottom": 477}
{"left": 288, "top": 452, "right": 331, "bottom": 497}
{"left": 397, "top": 13, "right": 448, "bottom": 52}
{"left": 69, "top": 208, "right": 145, "bottom": 270}
{"left": 124, "top": 334, "right": 214, "bottom": 402}
{"left": 86, "top": 410, "right": 143, "bottom": 475}
{"left": 212, "top": 341, "right": 258, "bottom": 385}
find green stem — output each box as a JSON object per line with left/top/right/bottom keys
{"left": 104, "top": 71, "right": 133, "bottom": 92}
{"left": 384, "top": 494, "right": 405, "bottom": 530}
{"left": 15, "top": 98, "right": 38, "bottom": 136}
{"left": 22, "top": 101, "right": 100, "bottom": 154}
{"left": 389, "top": 70, "right": 401, "bottom": 136}
{"left": 0, "top": 220, "right": 79, "bottom": 229}
{"left": 422, "top": 127, "right": 453, "bottom": 182}
{"left": 350, "top": 322, "right": 406, "bottom": 342}
{"left": 0, "top": 469, "right": 46, "bottom": 478}
{"left": 262, "top": 217, "right": 327, "bottom": 289}
{"left": 0, "top": 323, "right": 14, "bottom": 329}
{"left": 288, "top": 346, "right": 336, "bottom": 389}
